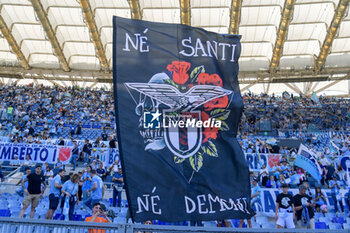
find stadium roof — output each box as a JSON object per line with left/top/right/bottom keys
{"left": 0, "top": 0, "right": 349, "bottom": 95}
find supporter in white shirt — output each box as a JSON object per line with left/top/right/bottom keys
{"left": 23, "top": 155, "right": 33, "bottom": 167}
{"left": 44, "top": 167, "right": 54, "bottom": 181}
{"left": 10, "top": 156, "right": 21, "bottom": 166}
{"left": 319, "top": 154, "right": 330, "bottom": 166}
{"left": 259, "top": 164, "right": 269, "bottom": 186}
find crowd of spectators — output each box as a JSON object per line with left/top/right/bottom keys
{"left": 0, "top": 83, "right": 115, "bottom": 142}
{"left": 240, "top": 92, "right": 350, "bottom": 133}
{"left": 0, "top": 84, "right": 349, "bottom": 144}
{"left": 1, "top": 83, "right": 350, "bottom": 229}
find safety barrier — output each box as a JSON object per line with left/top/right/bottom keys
{"left": 0, "top": 217, "right": 348, "bottom": 233}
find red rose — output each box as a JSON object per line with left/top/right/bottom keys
{"left": 201, "top": 112, "right": 218, "bottom": 143}
{"left": 198, "top": 73, "right": 223, "bottom": 87}
{"left": 167, "top": 61, "right": 191, "bottom": 84}
{"left": 198, "top": 73, "right": 228, "bottom": 111}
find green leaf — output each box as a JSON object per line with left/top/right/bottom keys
{"left": 189, "top": 152, "right": 203, "bottom": 172}
{"left": 166, "top": 112, "right": 179, "bottom": 116}
{"left": 206, "top": 140, "right": 218, "bottom": 157}
{"left": 210, "top": 109, "right": 230, "bottom": 121}
{"left": 174, "top": 156, "right": 185, "bottom": 163}
{"left": 189, "top": 66, "right": 205, "bottom": 83}
{"left": 219, "top": 121, "right": 230, "bottom": 131}
{"left": 164, "top": 79, "right": 179, "bottom": 89}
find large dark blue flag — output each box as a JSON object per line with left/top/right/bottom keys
{"left": 113, "top": 16, "right": 254, "bottom": 222}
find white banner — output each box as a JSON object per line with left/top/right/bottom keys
{"left": 95, "top": 148, "right": 119, "bottom": 167}
{"left": 0, "top": 142, "right": 72, "bottom": 164}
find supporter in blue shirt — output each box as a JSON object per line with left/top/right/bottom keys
{"left": 61, "top": 173, "right": 80, "bottom": 221}
{"left": 46, "top": 169, "right": 65, "bottom": 219}
{"left": 54, "top": 157, "right": 64, "bottom": 170}
{"left": 84, "top": 170, "right": 104, "bottom": 209}
{"left": 266, "top": 175, "right": 277, "bottom": 188}
{"left": 270, "top": 163, "right": 280, "bottom": 179}
{"left": 112, "top": 167, "right": 124, "bottom": 207}
{"left": 16, "top": 167, "right": 31, "bottom": 196}
{"left": 279, "top": 161, "right": 290, "bottom": 177}
{"left": 329, "top": 175, "right": 344, "bottom": 213}
{"left": 251, "top": 177, "right": 261, "bottom": 207}
{"left": 277, "top": 174, "right": 287, "bottom": 188}
{"left": 81, "top": 166, "right": 92, "bottom": 201}
{"left": 314, "top": 186, "right": 328, "bottom": 214}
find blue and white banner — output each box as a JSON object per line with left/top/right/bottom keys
{"left": 255, "top": 188, "right": 349, "bottom": 213}
{"left": 93, "top": 148, "right": 120, "bottom": 167}
{"left": 295, "top": 144, "right": 322, "bottom": 181}
{"left": 245, "top": 153, "right": 282, "bottom": 171}
{"left": 340, "top": 156, "right": 350, "bottom": 174}
{"left": 0, "top": 142, "right": 72, "bottom": 164}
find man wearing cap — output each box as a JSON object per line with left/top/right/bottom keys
{"left": 85, "top": 202, "right": 112, "bottom": 233}
{"left": 19, "top": 165, "right": 46, "bottom": 218}
{"left": 293, "top": 185, "right": 315, "bottom": 229}
{"left": 275, "top": 183, "right": 295, "bottom": 228}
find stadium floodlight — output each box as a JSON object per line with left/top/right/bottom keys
{"left": 229, "top": 0, "right": 242, "bottom": 35}
{"left": 180, "top": 0, "right": 191, "bottom": 26}
{"left": 78, "top": 0, "right": 109, "bottom": 72}
{"left": 128, "top": 0, "right": 142, "bottom": 20}
{"left": 270, "top": 0, "right": 296, "bottom": 73}
{"left": 315, "top": 0, "right": 350, "bottom": 72}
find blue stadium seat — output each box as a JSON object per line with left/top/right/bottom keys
{"left": 343, "top": 223, "right": 350, "bottom": 229}
{"left": 328, "top": 223, "right": 342, "bottom": 230}
{"left": 325, "top": 212, "right": 336, "bottom": 219}
{"left": 336, "top": 213, "right": 348, "bottom": 219}
{"left": 346, "top": 217, "right": 350, "bottom": 223}
{"left": 251, "top": 221, "right": 261, "bottom": 228}
{"left": 261, "top": 222, "right": 274, "bottom": 228}
{"left": 230, "top": 219, "right": 240, "bottom": 228}
{"left": 255, "top": 216, "right": 268, "bottom": 225}
{"left": 319, "top": 217, "right": 332, "bottom": 224}
{"left": 53, "top": 213, "right": 64, "bottom": 220}
{"left": 333, "top": 217, "right": 345, "bottom": 224}
{"left": 114, "top": 216, "right": 126, "bottom": 224}
{"left": 314, "top": 212, "right": 323, "bottom": 219}
{"left": 202, "top": 221, "right": 217, "bottom": 227}
{"left": 315, "top": 222, "right": 327, "bottom": 229}
{"left": 73, "top": 214, "right": 82, "bottom": 221}
{"left": 0, "top": 209, "right": 11, "bottom": 217}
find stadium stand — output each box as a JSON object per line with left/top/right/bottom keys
{"left": 0, "top": 0, "right": 350, "bottom": 231}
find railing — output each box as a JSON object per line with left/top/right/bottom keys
{"left": 0, "top": 217, "right": 347, "bottom": 233}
